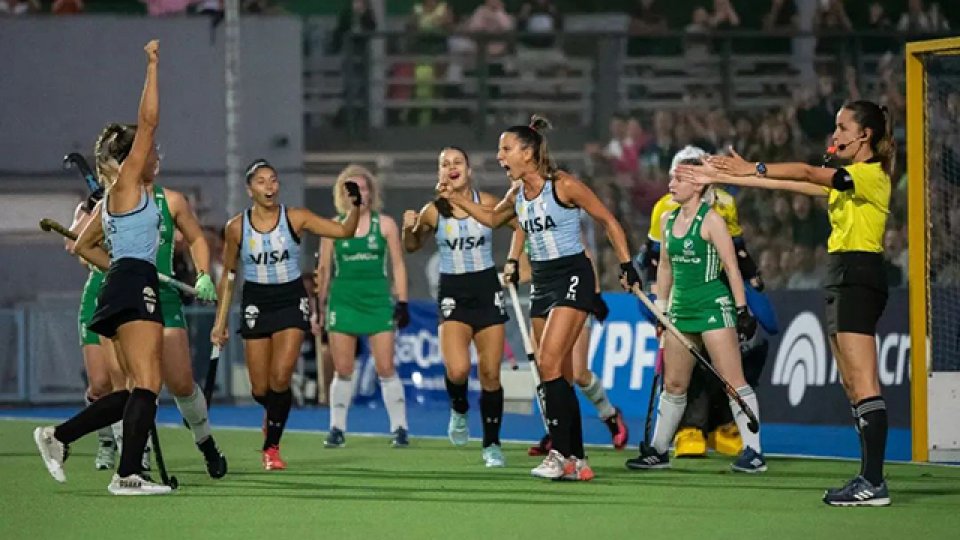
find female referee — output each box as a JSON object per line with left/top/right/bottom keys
{"left": 440, "top": 115, "right": 641, "bottom": 481}
{"left": 211, "top": 159, "right": 361, "bottom": 470}
{"left": 682, "top": 99, "right": 895, "bottom": 506}
{"left": 35, "top": 40, "right": 172, "bottom": 495}
{"left": 316, "top": 165, "right": 411, "bottom": 449}
{"left": 402, "top": 146, "right": 510, "bottom": 467}
{"left": 624, "top": 149, "right": 764, "bottom": 474}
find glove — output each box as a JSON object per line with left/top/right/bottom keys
{"left": 618, "top": 261, "right": 642, "bottom": 292}
{"left": 194, "top": 272, "right": 217, "bottom": 302}
{"left": 344, "top": 181, "right": 362, "bottom": 207}
{"left": 736, "top": 305, "right": 757, "bottom": 343}
{"left": 394, "top": 301, "right": 410, "bottom": 329}
{"left": 503, "top": 258, "right": 519, "bottom": 286}
{"left": 593, "top": 294, "right": 609, "bottom": 322}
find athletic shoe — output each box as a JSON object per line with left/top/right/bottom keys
{"left": 823, "top": 475, "right": 891, "bottom": 507}
{"left": 197, "top": 436, "right": 228, "bottom": 479}
{"left": 604, "top": 408, "right": 629, "bottom": 450}
{"left": 262, "top": 445, "right": 287, "bottom": 470}
{"left": 481, "top": 444, "right": 505, "bottom": 468}
{"left": 530, "top": 449, "right": 566, "bottom": 479}
{"left": 527, "top": 433, "right": 552, "bottom": 456}
{"left": 707, "top": 422, "right": 743, "bottom": 457}
{"left": 95, "top": 440, "right": 116, "bottom": 471}
{"left": 324, "top": 427, "right": 346, "bottom": 448}
{"left": 625, "top": 442, "right": 671, "bottom": 470}
{"left": 33, "top": 426, "right": 68, "bottom": 483}
{"left": 731, "top": 446, "right": 767, "bottom": 473}
{"left": 559, "top": 457, "right": 595, "bottom": 481}
{"left": 391, "top": 427, "right": 410, "bottom": 448}
{"left": 447, "top": 410, "right": 469, "bottom": 447}
{"left": 673, "top": 427, "right": 707, "bottom": 458}
{"left": 107, "top": 473, "right": 172, "bottom": 495}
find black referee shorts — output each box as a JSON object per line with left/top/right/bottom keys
{"left": 824, "top": 252, "right": 888, "bottom": 336}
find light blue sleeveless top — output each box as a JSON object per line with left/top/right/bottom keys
{"left": 101, "top": 188, "right": 161, "bottom": 265}
{"left": 240, "top": 205, "right": 302, "bottom": 284}
{"left": 436, "top": 190, "right": 495, "bottom": 274}
{"left": 515, "top": 179, "right": 583, "bottom": 262}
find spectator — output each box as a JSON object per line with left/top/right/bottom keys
{"left": 629, "top": 0, "right": 668, "bottom": 34}
{"left": 927, "top": 2, "right": 951, "bottom": 31}
{"left": 710, "top": 0, "right": 741, "bottom": 29}
{"left": 758, "top": 248, "right": 785, "bottom": 290}
{"left": 141, "top": 0, "right": 196, "bottom": 16}
{"left": 763, "top": 0, "right": 798, "bottom": 31}
{"left": 786, "top": 245, "right": 823, "bottom": 289}
{"left": 791, "top": 193, "right": 830, "bottom": 248}
{"left": 409, "top": 0, "right": 453, "bottom": 52}
{"left": 52, "top": 0, "right": 83, "bottom": 14}
{"left": 517, "top": 0, "right": 562, "bottom": 49}
{"left": 684, "top": 7, "right": 713, "bottom": 59}
{"left": 883, "top": 229, "right": 907, "bottom": 287}
{"left": 862, "top": 2, "right": 895, "bottom": 52}
{"left": 464, "top": 0, "right": 514, "bottom": 57}
{"left": 331, "top": 0, "right": 377, "bottom": 54}
{"left": 814, "top": 0, "right": 853, "bottom": 54}
{"left": 897, "top": 0, "right": 937, "bottom": 33}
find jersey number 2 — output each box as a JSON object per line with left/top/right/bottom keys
{"left": 566, "top": 276, "right": 579, "bottom": 300}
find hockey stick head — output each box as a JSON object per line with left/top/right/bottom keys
{"left": 39, "top": 218, "right": 54, "bottom": 232}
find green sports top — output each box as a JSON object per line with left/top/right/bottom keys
{"left": 664, "top": 202, "right": 729, "bottom": 308}
{"left": 330, "top": 212, "right": 390, "bottom": 289}
{"left": 153, "top": 185, "right": 177, "bottom": 294}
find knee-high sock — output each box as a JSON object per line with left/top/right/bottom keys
{"left": 568, "top": 384, "right": 585, "bottom": 459}
{"left": 54, "top": 390, "right": 130, "bottom": 445}
{"left": 116, "top": 388, "right": 157, "bottom": 478}
{"left": 855, "top": 396, "right": 888, "bottom": 486}
{"left": 445, "top": 376, "right": 469, "bottom": 415}
{"left": 729, "top": 385, "right": 761, "bottom": 453}
{"left": 651, "top": 392, "right": 687, "bottom": 455}
{"left": 541, "top": 378, "right": 574, "bottom": 457}
{"left": 329, "top": 373, "right": 355, "bottom": 431}
{"left": 578, "top": 372, "right": 616, "bottom": 420}
{"left": 252, "top": 393, "right": 268, "bottom": 409}
{"left": 85, "top": 393, "right": 117, "bottom": 445}
{"left": 380, "top": 376, "right": 408, "bottom": 432}
{"left": 480, "top": 387, "right": 503, "bottom": 447}
{"left": 175, "top": 384, "right": 212, "bottom": 444}
{"left": 264, "top": 388, "right": 292, "bottom": 450}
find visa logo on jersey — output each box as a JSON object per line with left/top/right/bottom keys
{"left": 248, "top": 250, "right": 290, "bottom": 265}
{"left": 520, "top": 215, "right": 557, "bottom": 233}
{"left": 444, "top": 236, "right": 486, "bottom": 250}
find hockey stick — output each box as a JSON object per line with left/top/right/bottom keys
{"left": 643, "top": 347, "right": 663, "bottom": 445}
{"left": 39, "top": 218, "right": 198, "bottom": 297}
{"left": 314, "top": 251, "right": 327, "bottom": 405}
{"left": 629, "top": 285, "right": 759, "bottom": 434}
{"left": 204, "top": 271, "right": 235, "bottom": 406}
{"left": 63, "top": 152, "right": 102, "bottom": 196}
{"left": 150, "top": 425, "right": 178, "bottom": 489}
{"left": 505, "top": 281, "right": 550, "bottom": 431}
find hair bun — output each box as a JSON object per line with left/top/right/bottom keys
{"left": 528, "top": 114, "right": 553, "bottom": 133}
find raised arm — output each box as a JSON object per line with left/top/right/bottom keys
{"left": 402, "top": 202, "right": 438, "bottom": 253}
{"left": 290, "top": 207, "right": 359, "bottom": 239}
{"left": 702, "top": 211, "right": 747, "bottom": 308}
{"left": 115, "top": 40, "right": 160, "bottom": 195}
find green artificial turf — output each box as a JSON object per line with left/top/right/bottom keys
{"left": 2, "top": 419, "right": 959, "bottom": 539}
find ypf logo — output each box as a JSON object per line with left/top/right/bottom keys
{"left": 771, "top": 311, "right": 827, "bottom": 406}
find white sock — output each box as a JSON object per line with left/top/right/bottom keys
{"left": 330, "top": 373, "right": 355, "bottom": 431}
{"left": 174, "top": 384, "right": 212, "bottom": 444}
{"left": 578, "top": 372, "right": 616, "bottom": 419}
{"left": 379, "top": 375, "right": 408, "bottom": 432}
{"left": 651, "top": 392, "right": 687, "bottom": 455}
{"left": 730, "top": 385, "right": 761, "bottom": 453}
{"left": 111, "top": 421, "right": 123, "bottom": 454}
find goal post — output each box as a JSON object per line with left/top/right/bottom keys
{"left": 906, "top": 36, "right": 960, "bottom": 463}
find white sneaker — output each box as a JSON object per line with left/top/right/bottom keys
{"left": 447, "top": 410, "right": 469, "bottom": 447}
{"left": 482, "top": 444, "right": 506, "bottom": 468}
{"left": 107, "top": 473, "right": 172, "bottom": 496}
{"left": 530, "top": 449, "right": 566, "bottom": 479}
{"left": 95, "top": 440, "right": 116, "bottom": 471}
{"left": 33, "top": 426, "right": 67, "bottom": 483}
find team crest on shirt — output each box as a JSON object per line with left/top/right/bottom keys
{"left": 440, "top": 297, "right": 456, "bottom": 318}
{"left": 142, "top": 286, "right": 157, "bottom": 314}
{"left": 244, "top": 305, "right": 260, "bottom": 329}
{"left": 367, "top": 235, "right": 378, "bottom": 250}
{"left": 299, "top": 297, "right": 310, "bottom": 320}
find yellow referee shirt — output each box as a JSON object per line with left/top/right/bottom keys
{"left": 647, "top": 188, "right": 743, "bottom": 242}
{"left": 825, "top": 160, "right": 890, "bottom": 253}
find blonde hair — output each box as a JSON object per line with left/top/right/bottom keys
{"left": 333, "top": 164, "right": 382, "bottom": 214}
{"left": 94, "top": 123, "right": 136, "bottom": 190}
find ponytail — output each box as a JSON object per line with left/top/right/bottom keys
{"left": 842, "top": 100, "right": 896, "bottom": 176}
{"left": 876, "top": 105, "right": 896, "bottom": 176}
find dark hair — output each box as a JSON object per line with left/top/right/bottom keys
{"left": 434, "top": 146, "right": 471, "bottom": 218}
{"left": 244, "top": 158, "right": 275, "bottom": 184}
{"left": 842, "top": 100, "right": 895, "bottom": 175}
{"left": 503, "top": 114, "right": 556, "bottom": 178}
{"left": 94, "top": 123, "right": 137, "bottom": 185}
{"left": 439, "top": 145, "right": 470, "bottom": 167}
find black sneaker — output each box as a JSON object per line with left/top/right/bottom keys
{"left": 823, "top": 475, "right": 891, "bottom": 507}
{"left": 625, "top": 441, "right": 671, "bottom": 470}
{"left": 731, "top": 446, "right": 767, "bottom": 473}
{"left": 391, "top": 427, "right": 409, "bottom": 448}
{"left": 324, "top": 427, "right": 346, "bottom": 448}
{"left": 197, "top": 436, "right": 228, "bottom": 479}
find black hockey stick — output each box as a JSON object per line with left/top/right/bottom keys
{"left": 150, "top": 426, "right": 178, "bottom": 489}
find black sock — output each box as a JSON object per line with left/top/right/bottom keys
{"left": 445, "top": 376, "right": 469, "bottom": 415}
{"left": 54, "top": 390, "right": 130, "bottom": 445}
{"left": 569, "top": 384, "right": 585, "bottom": 459}
{"left": 252, "top": 393, "right": 268, "bottom": 408}
{"left": 542, "top": 378, "right": 573, "bottom": 457}
{"left": 855, "top": 396, "right": 888, "bottom": 486}
{"left": 117, "top": 388, "right": 158, "bottom": 477}
{"left": 480, "top": 387, "right": 503, "bottom": 447}
{"left": 264, "top": 389, "right": 292, "bottom": 450}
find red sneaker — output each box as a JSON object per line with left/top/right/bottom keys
{"left": 560, "top": 457, "right": 595, "bottom": 482}
{"left": 262, "top": 445, "right": 287, "bottom": 470}
{"left": 605, "top": 408, "right": 629, "bottom": 450}
{"left": 527, "top": 434, "right": 553, "bottom": 456}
